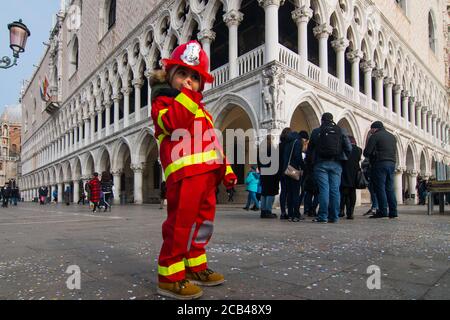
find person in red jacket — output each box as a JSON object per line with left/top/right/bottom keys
{"left": 151, "top": 40, "right": 237, "bottom": 300}
{"left": 88, "top": 172, "right": 102, "bottom": 213}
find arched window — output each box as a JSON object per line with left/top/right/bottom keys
{"left": 108, "top": 0, "right": 116, "bottom": 30}
{"left": 69, "top": 36, "right": 79, "bottom": 77}
{"left": 428, "top": 11, "right": 436, "bottom": 53}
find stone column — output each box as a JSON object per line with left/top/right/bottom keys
{"left": 407, "top": 171, "right": 418, "bottom": 205}
{"left": 410, "top": 98, "right": 416, "bottom": 128}
{"left": 223, "top": 9, "right": 243, "bottom": 79}
{"left": 331, "top": 38, "right": 349, "bottom": 94}
{"left": 384, "top": 78, "right": 394, "bottom": 111}
{"left": 198, "top": 30, "right": 216, "bottom": 90}
{"left": 420, "top": 107, "right": 426, "bottom": 132}
{"left": 90, "top": 112, "right": 96, "bottom": 144}
{"left": 105, "top": 101, "right": 112, "bottom": 136}
{"left": 432, "top": 115, "right": 437, "bottom": 141}
{"left": 112, "top": 170, "right": 122, "bottom": 205}
{"left": 394, "top": 167, "right": 404, "bottom": 205}
{"left": 84, "top": 117, "right": 90, "bottom": 146}
{"left": 401, "top": 91, "right": 409, "bottom": 120}
{"left": 373, "top": 69, "right": 385, "bottom": 107}
{"left": 57, "top": 183, "right": 63, "bottom": 203}
{"left": 113, "top": 94, "right": 121, "bottom": 132}
{"left": 133, "top": 79, "right": 144, "bottom": 123}
{"left": 347, "top": 49, "right": 364, "bottom": 101}
{"left": 97, "top": 107, "right": 103, "bottom": 140}
{"left": 427, "top": 110, "right": 432, "bottom": 137}
{"left": 51, "top": 185, "right": 56, "bottom": 202}
{"left": 131, "top": 164, "right": 144, "bottom": 204}
{"left": 361, "top": 60, "right": 375, "bottom": 103}
{"left": 393, "top": 84, "right": 402, "bottom": 116}
{"left": 73, "top": 180, "right": 80, "bottom": 204}
{"left": 313, "top": 23, "right": 333, "bottom": 85}
{"left": 122, "top": 87, "right": 131, "bottom": 128}
{"left": 259, "top": 0, "right": 283, "bottom": 64}
{"left": 144, "top": 70, "right": 152, "bottom": 118}
{"left": 292, "top": 6, "right": 313, "bottom": 75}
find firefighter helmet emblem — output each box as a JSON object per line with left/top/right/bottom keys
{"left": 180, "top": 42, "right": 201, "bottom": 66}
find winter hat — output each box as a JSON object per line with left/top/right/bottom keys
{"left": 371, "top": 121, "right": 384, "bottom": 129}
{"left": 299, "top": 131, "right": 309, "bottom": 141}
{"left": 321, "top": 112, "right": 333, "bottom": 122}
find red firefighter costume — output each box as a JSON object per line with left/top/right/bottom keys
{"left": 151, "top": 41, "right": 236, "bottom": 283}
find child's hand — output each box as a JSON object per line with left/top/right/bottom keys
{"left": 223, "top": 172, "right": 238, "bottom": 188}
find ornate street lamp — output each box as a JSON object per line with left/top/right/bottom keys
{"left": 0, "top": 19, "right": 31, "bottom": 69}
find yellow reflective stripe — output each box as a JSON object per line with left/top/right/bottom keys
{"left": 184, "top": 254, "right": 207, "bottom": 268}
{"left": 164, "top": 150, "right": 219, "bottom": 179}
{"left": 225, "top": 165, "right": 234, "bottom": 176}
{"left": 157, "top": 133, "right": 166, "bottom": 145}
{"left": 195, "top": 109, "right": 214, "bottom": 127}
{"left": 175, "top": 93, "right": 199, "bottom": 114}
{"left": 157, "top": 108, "right": 170, "bottom": 135}
{"left": 158, "top": 261, "right": 185, "bottom": 277}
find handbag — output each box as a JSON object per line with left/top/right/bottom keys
{"left": 284, "top": 141, "right": 302, "bottom": 181}
{"left": 355, "top": 169, "right": 368, "bottom": 189}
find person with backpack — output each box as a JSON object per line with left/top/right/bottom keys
{"left": 306, "top": 113, "right": 352, "bottom": 223}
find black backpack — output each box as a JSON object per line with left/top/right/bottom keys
{"left": 317, "top": 122, "right": 343, "bottom": 159}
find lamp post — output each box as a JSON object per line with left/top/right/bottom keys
{"left": 0, "top": 19, "right": 31, "bottom": 69}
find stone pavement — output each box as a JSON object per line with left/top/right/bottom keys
{"left": 0, "top": 203, "right": 449, "bottom": 300}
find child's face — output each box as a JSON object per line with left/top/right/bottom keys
{"left": 171, "top": 66, "right": 201, "bottom": 92}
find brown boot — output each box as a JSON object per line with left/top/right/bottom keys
{"left": 157, "top": 279, "right": 203, "bottom": 300}
{"left": 186, "top": 268, "right": 225, "bottom": 287}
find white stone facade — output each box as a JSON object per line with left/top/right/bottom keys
{"left": 20, "top": 0, "right": 450, "bottom": 205}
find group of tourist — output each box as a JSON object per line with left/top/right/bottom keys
{"left": 243, "top": 113, "right": 399, "bottom": 223}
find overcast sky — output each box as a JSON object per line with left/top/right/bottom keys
{"left": 0, "top": 1, "right": 60, "bottom": 116}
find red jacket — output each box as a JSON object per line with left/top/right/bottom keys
{"left": 151, "top": 85, "right": 233, "bottom": 186}
{"left": 88, "top": 178, "right": 102, "bottom": 203}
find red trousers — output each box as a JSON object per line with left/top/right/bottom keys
{"left": 158, "top": 170, "right": 221, "bottom": 283}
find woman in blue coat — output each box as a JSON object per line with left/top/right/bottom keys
{"left": 243, "top": 165, "right": 260, "bottom": 211}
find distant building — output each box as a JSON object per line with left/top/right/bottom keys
{"left": 0, "top": 105, "right": 21, "bottom": 186}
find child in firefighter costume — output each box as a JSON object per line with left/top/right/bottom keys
{"left": 151, "top": 41, "right": 237, "bottom": 300}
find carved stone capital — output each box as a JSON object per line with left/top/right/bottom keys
{"left": 132, "top": 79, "right": 144, "bottom": 89}
{"left": 223, "top": 10, "right": 244, "bottom": 27}
{"left": 384, "top": 77, "right": 395, "bottom": 86}
{"left": 111, "top": 170, "right": 123, "bottom": 176}
{"left": 393, "top": 84, "right": 403, "bottom": 93}
{"left": 313, "top": 23, "right": 333, "bottom": 39}
{"left": 360, "top": 60, "right": 375, "bottom": 72}
{"left": 291, "top": 6, "right": 313, "bottom": 24}
{"left": 331, "top": 38, "right": 350, "bottom": 52}
{"left": 121, "top": 87, "right": 132, "bottom": 96}
{"left": 373, "top": 68, "right": 385, "bottom": 80}
{"left": 257, "top": 0, "right": 285, "bottom": 8}
{"left": 197, "top": 29, "right": 216, "bottom": 42}
{"left": 346, "top": 50, "right": 364, "bottom": 63}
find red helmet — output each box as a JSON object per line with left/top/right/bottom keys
{"left": 161, "top": 40, "right": 214, "bottom": 85}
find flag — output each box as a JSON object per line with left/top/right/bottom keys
{"left": 40, "top": 76, "right": 50, "bottom": 101}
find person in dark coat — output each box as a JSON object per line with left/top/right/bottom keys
{"left": 2, "top": 184, "right": 11, "bottom": 208}
{"left": 38, "top": 186, "right": 47, "bottom": 205}
{"left": 88, "top": 172, "right": 102, "bottom": 213}
{"left": 258, "top": 135, "right": 279, "bottom": 219}
{"left": 281, "top": 131, "right": 305, "bottom": 222}
{"left": 339, "top": 136, "right": 362, "bottom": 220}
{"left": 64, "top": 186, "right": 72, "bottom": 205}
{"left": 363, "top": 121, "right": 398, "bottom": 219}
{"left": 278, "top": 128, "right": 292, "bottom": 219}
{"left": 101, "top": 172, "right": 114, "bottom": 212}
